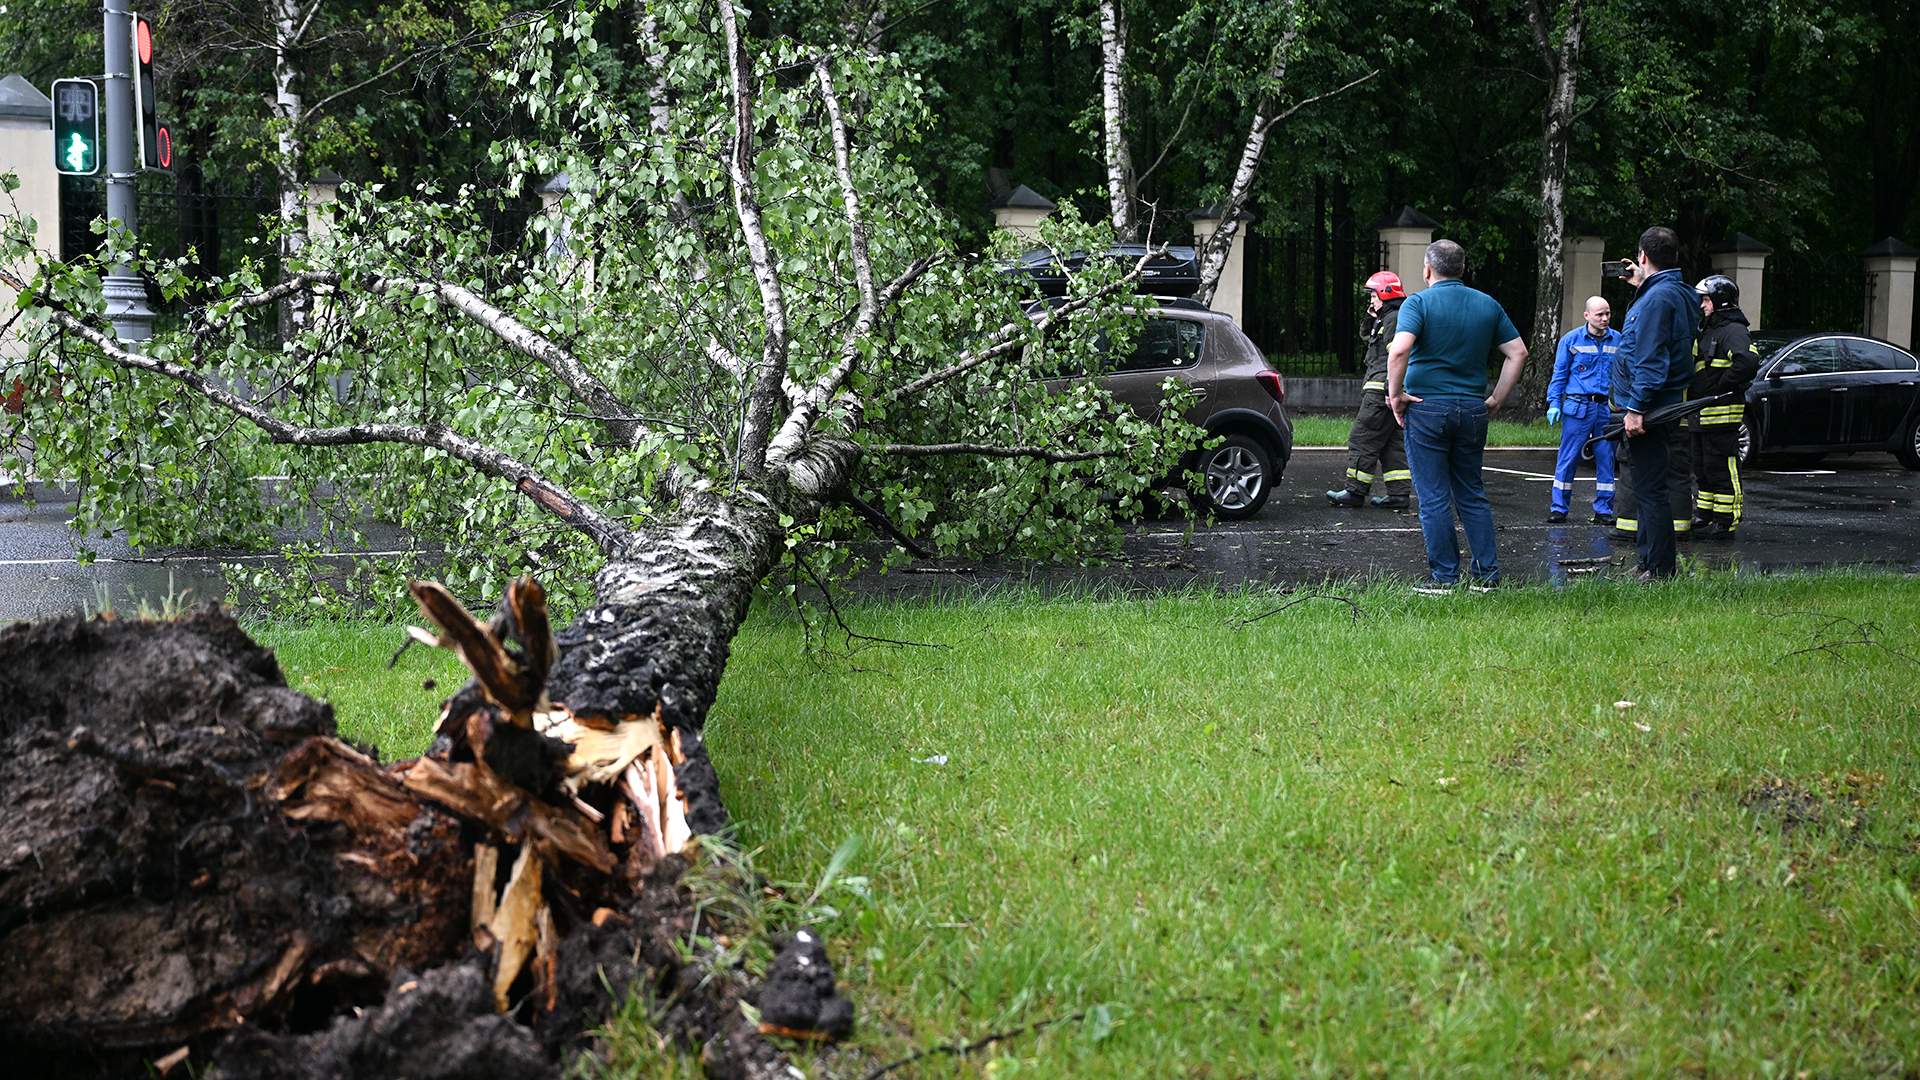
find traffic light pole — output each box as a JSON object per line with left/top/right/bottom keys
{"left": 101, "top": 0, "right": 153, "bottom": 342}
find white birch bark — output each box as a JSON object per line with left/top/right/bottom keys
{"left": 1520, "top": 0, "right": 1585, "bottom": 413}
{"left": 1099, "top": 0, "right": 1137, "bottom": 241}
{"left": 270, "top": 0, "right": 311, "bottom": 341}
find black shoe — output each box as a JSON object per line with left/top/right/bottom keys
{"left": 1696, "top": 522, "right": 1734, "bottom": 542}
{"left": 1676, "top": 528, "right": 1695, "bottom": 543}
{"left": 1590, "top": 512, "right": 1615, "bottom": 526}
{"left": 1369, "top": 494, "right": 1409, "bottom": 509}
{"left": 1545, "top": 511, "right": 1567, "bottom": 524}
{"left": 1326, "top": 489, "right": 1365, "bottom": 508}
{"left": 1609, "top": 529, "right": 1636, "bottom": 544}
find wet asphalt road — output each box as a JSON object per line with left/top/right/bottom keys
{"left": 850, "top": 447, "right": 1920, "bottom": 599}
{"left": 2, "top": 448, "right": 1916, "bottom": 620}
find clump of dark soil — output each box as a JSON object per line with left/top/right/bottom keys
{"left": 0, "top": 604, "right": 837, "bottom": 1079}
{"left": 1739, "top": 774, "right": 1878, "bottom": 837}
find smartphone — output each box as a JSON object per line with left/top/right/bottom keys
{"left": 1601, "top": 259, "right": 1634, "bottom": 280}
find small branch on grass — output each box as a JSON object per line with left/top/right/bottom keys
{"left": 1235, "top": 592, "right": 1362, "bottom": 627}
{"left": 1769, "top": 609, "right": 1919, "bottom": 666}
{"left": 861, "top": 1009, "right": 1089, "bottom": 1080}
{"left": 795, "top": 551, "right": 946, "bottom": 652}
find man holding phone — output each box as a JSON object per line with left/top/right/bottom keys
{"left": 1609, "top": 227, "right": 1701, "bottom": 581}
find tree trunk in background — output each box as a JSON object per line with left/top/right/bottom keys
{"left": 1098, "top": 0, "right": 1137, "bottom": 241}
{"left": 270, "top": 0, "right": 309, "bottom": 343}
{"left": 1517, "top": 0, "right": 1584, "bottom": 416}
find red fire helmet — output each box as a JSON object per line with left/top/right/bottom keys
{"left": 1365, "top": 270, "right": 1407, "bottom": 301}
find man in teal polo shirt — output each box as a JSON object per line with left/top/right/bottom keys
{"left": 1385, "top": 239, "right": 1529, "bottom": 589}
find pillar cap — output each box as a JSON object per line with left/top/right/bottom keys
{"left": 1707, "top": 232, "right": 1773, "bottom": 255}
{"left": 0, "top": 74, "right": 50, "bottom": 123}
{"left": 990, "top": 184, "right": 1055, "bottom": 211}
{"left": 1858, "top": 235, "right": 1920, "bottom": 258}
{"left": 1186, "top": 204, "right": 1253, "bottom": 223}
{"left": 1375, "top": 205, "right": 1439, "bottom": 230}
{"left": 536, "top": 172, "right": 571, "bottom": 195}
{"left": 309, "top": 168, "right": 344, "bottom": 186}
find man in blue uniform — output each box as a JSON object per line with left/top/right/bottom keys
{"left": 1545, "top": 296, "right": 1620, "bottom": 524}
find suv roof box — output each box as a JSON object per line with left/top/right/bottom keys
{"left": 1006, "top": 244, "right": 1202, "bottom": 298}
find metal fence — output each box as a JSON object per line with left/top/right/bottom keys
{"left": 1763, "top": 253, "right": 1870, "bottom": 333}
{"left": 1242, "top": 227, "right": 1388, "bottom": 376}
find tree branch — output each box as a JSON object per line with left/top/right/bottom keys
{"left": 305, "top": 46, "right": 431, "bottom": 122}
{"left": 718, "top": 0, "right": 793, "bottom": 476}
{"left": 882, "top": 253, "right": 1155, "bottom": 403}
{"left": 371, "top": 275, "right": 651, "bottom": 447}
{"left": 838, "top": 489, "right": 935, "bottom": 558}
{"left": 876, "top": 442, "right": 1120, "bottom": 462}
{"left": 1, "top": 270, "right": 636, "bottom": 557}
{"left": 764, "top": 58, "right": 884, "bottom": 464}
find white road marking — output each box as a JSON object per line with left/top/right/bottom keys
{"left": 1483, "top": 466, "right": 1558, "bottom": 481}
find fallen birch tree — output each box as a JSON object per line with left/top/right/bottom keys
{"left": 0, "top": 0, "right": 1203, "bottom": 1074}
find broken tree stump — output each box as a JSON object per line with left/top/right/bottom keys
{"left": 0, "top": 582, "right": 845, "bottom": 1079}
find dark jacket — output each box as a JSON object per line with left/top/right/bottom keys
{"left": 1361, "top": 298, "right": 1404, "bottom": 390}
{"left": 1612, "top": 268, "right": 1701, "bottom": 414}
{"left": 1691, "top": 305, "right": 1758, "bottom": 399}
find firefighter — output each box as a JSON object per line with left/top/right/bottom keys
{"left": 1545, "top": 295, "right": 1620, "bottom": 524}
{"left": 1327, "top": 270, "right": 1413, "bottom": 508}
{"left": 1688, "top": 274, "right": 1759, "bottom": 539}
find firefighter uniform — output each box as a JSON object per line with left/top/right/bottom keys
{"left": 1547, "top": 322, "right": 1620, "bottom": 519}
{"left": 1689, "top": 299, "right": 1759, "bottom": 537}
{"left": 1330, "top": 295, "right": 1412, "bottom": 505}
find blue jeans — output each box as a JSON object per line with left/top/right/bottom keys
{"left": 1551, "top": 398, "right": 1615, "bottom": 515}
{"left": 1404, "top": 396, "right": 1498, "bottom": 584}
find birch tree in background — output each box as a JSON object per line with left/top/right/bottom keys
{"left": 1517, "top": 0, "right": 1588, "bottom": 413}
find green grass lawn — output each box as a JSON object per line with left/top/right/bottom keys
{"left": 1293, "top": 412, "right": 1559, "bottom": 448}
{"left": 258, "top": 573, "right": 1920, "bottom": 1077}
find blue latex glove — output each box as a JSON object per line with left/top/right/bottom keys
{"left": 1546, "top": 404, "right": 1562, "bottom": 425}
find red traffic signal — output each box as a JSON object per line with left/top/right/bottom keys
{"left": 131, "top": 14, "right": 167, "bottom": 172}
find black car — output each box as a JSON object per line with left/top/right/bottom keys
{"left": 1739, "top": 332, "right": 1920, "bottom": 469}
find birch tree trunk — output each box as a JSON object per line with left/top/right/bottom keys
{"left": 1099, "top": 0, "right": 1137, "bottom": 241}
{"left": 270, "top": 0, "right": 310, "bottom": 343}
{"left": 1518, "top": 0, "right": 1584, "bottom": 415}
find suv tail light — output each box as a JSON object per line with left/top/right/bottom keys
{"left": 1256, "top": 369, "right": 1286, "bottom": 405}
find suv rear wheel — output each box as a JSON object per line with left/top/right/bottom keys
{"left": 1192, "top": 434, "right": 1272, "bottom": 519}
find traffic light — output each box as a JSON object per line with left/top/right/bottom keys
{"left": 50, "top": 78, "right": 99, "bottom": 176}
{"left": 130, "top": 14, "right": 170, "bottom": 171}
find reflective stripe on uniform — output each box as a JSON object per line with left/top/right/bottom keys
{"left": 1616, "top": 517, "right": 1638, "bottom": 532}
{"left": 1552, "top": 479, "right": 1573, "bottom": 491}
{"left": 1595, "top": 482, "right": 1615, "bottom": 492}
{"left": 1729, "top": 456, "right": 1743, "bottom": 528}
{"left": 1348, "top": 468, "right": 1375, "bottom": 483}
{"left": 1363, "top": 381, "right": 1387, "bottom": 391}
{"left": 1383, "top": 469, "right": 1411, "bottom": 482}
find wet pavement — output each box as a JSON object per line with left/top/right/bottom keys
{"left": 2, "top": 448, "right": 1916, "bottom": 621}
{"left": 0, "top": 483, "right": 413, "bottom": 622}
{"left": 847, "top": 447, "right": 1920, "bottom": 599}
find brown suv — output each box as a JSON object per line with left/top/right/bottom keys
{"left": 1041, "top": 299, "right": 1293, "bottom": 519}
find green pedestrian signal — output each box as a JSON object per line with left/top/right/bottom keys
{"left": 51, "top": 78, "right": 99, "bottom": 176}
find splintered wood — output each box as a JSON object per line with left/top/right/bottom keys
{"left": 403, "top": 576, "right": 696, "bottom": 1014}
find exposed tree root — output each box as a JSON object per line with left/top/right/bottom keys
{"left": 0, "top": 585, "right": 850, "bottom": 1079}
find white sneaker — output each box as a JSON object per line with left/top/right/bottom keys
{"left": 1412, "top": 584, "right": 1454, "bottom": 596}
